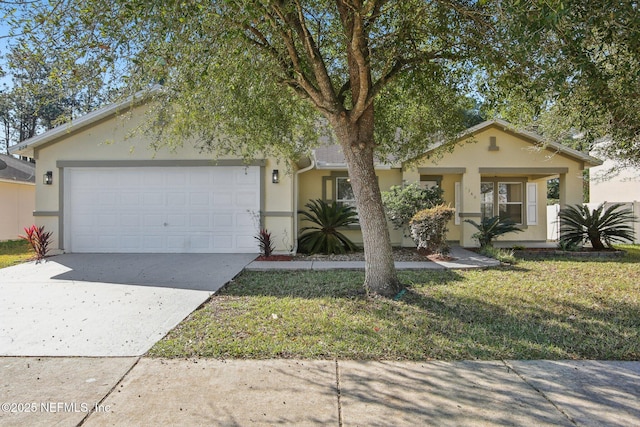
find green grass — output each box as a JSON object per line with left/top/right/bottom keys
{"left": 149, "top": 245, "right": 640, "bottom": 360}
{"left": 0, "top": 240, "right": 33, "bottom": 269}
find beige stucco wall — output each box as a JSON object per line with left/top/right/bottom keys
{"left": 0, "top": 181, "right": 35, "bottom": 241}
{"left": 297, "top": 168, "right": 403, "bottom": 247}
{"left": 408, "top": 126, "right": 588, "bottom": 246}
{"left": 31, "top": 106, "right": 294, "bottom": 252}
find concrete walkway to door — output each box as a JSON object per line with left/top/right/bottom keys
{"left": 0, "top": 253, "right": 255, "bottom": 357}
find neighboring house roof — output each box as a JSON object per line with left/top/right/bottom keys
{"left": 8, "top": 86, "right": 162, "bottom": 158}
{"left": 0, "top": 154, "right": 36, "bottom": 184}
{"left": 313, "top": 119, "right": 602, "bottom": 168}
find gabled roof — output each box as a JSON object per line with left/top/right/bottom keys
{"left": 312, "top": 119, "right": 602, "bottom": 168}
{"left": 0, "top": 154, "right": 35, "bottom": 184}
{"left": 448, "top": 119, "right": 602, "bottom": 166}
{"left": 8, "top": 86, "right": 162, "bottom": 157}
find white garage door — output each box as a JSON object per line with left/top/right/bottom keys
{"left": 66, "top": 166, "right": 260, "bottom": 253}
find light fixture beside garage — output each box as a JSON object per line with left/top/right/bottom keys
{"left": 272, "top": 169, "right": 279, "bottom": 184}
{"left": 44, "top": 171, "right": 53, "bottom": 185}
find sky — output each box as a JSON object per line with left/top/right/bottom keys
{"left": 1, "top": 17, "right": 14, "bottom": 88}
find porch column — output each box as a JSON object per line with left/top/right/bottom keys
{"left": 559, "top": 172, "right": 584, "bottom": 208}
{"left": 460, "top": 168, "right": 482, "bottom": 247}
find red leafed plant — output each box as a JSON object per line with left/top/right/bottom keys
{"left": 20, "top": 225, "right": 53, "bottom": 262}
{"left": 255, "top": 229, "right": 275, "bottom": 258}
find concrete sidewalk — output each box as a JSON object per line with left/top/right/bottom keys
{"left": 246, "top": 246, "right": 500, "bottom": 271}
{"left": 1, "top": 357, "right": 638, "bottom": 426}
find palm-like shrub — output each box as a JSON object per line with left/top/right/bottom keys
{"left": 465, "top": 216, "right": 523, "bottom": 248}
{"left": 298, "top": 199, "right": 359, "bottom": 254}
{"left": 559, "top": 202, "right": 637, "bottom": 250}
{"left": 255, "top": 229, "right": 275, "bottom": 257}
{"left": 20, "top": 225, "right": 53, "bottom": 262}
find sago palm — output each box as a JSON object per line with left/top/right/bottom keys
{"left": 558, "top": 203, "right": 637, "bottom": 250}
{"left": 298, "top": 199, "right": 359, "bottom": 254}
{"left": 465, "top": 216, "right": 523, "bottom": 248}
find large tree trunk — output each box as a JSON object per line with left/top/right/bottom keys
{"left": 330, "top": 110, "right": 402, "bottom": 297}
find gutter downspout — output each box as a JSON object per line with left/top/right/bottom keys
{"left": 292, "top": 154, "right": 316, "bottom": 254}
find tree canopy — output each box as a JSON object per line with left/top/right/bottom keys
{"left": 489, "top": 0, "right": 640, "bottom": 168}
{"left": 0, "top": 4, "right": 109, "bottom": 152}
{"left": 8, "top": 1, "right": 493, "bottom": 161}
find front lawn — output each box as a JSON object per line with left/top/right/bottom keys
{"left": 0, "top": 240, "right": 32, "bottom": 269}
{"left": 148, "top": 245, "right": 640, "bottom": 360}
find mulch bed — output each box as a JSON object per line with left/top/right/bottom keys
{"left": 255, "top": 247, "right": 448, "bottom": 262}
{"left": 255, "top": 255, "right": 294, "bottom": 261}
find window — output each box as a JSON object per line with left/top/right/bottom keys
{"left": 481, "top": 181, "right": 524, "bottom": 224}
{"left": 420, "top": 175, "right": 442, "bottom": 189}
{"left": 335, "top": 176, "right": 356, "bottom": 210}
{"left": 498, "top": 183, "right": 523, "bottom": 224}
{"left": 481, "top": 182, "right": 494, "bottom": 220}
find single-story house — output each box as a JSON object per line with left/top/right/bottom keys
{"left": 0, "top": 154, "right": 36, "bottom": 241}
{"left": 9, "top": 93, "right": 602, "bottom": 253}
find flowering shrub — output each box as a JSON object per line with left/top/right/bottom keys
{"left": 20, "top": 225, "right": 52, "bottom": 262}
{"left": 409, "top": 205, "right": 455, "bottom": 256}
{"left": 382, "top": 182, "right": 444, "bottom": 234}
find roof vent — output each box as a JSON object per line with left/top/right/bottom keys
{"left": 489, "top": 136, "right": 499, "bottom": 151}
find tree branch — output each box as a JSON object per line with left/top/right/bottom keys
{"left": 336, "top": 0, "right": 372, "bottom": 122}
{"left": 259, "top": 4, "right": 330, "bottom": 111}
{"left": 272, "top": 1, "right": 339, "bottom": 112}
{"left": 243, "top": 24, "right": 293, "bottom": 78}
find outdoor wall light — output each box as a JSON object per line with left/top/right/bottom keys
{"left": 44, "top": 171, "right": 53, "bottom": 185}
{"left": 272, "top": 169, "right": 279, "bottom": 184}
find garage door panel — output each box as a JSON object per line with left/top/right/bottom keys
{"left": 165, "top": 170, "right": 188, "bottom": 186}
{"left": 236, "top": 235, "right": 258, "bottom": 250}
{"left": 120, "top": 214, "right": 140, "bottom": 227}
{"left": 236, "top": 212, "right": 255, "bottom": 228}
{"left": 67, "top": 166, "right": 260, "bottom": 253}
{"left": 236, "top": 192, "right": 259, "bottom": 207}
{"left": 143, "top": 192, "right": 164, "bottom": 207}
{"left": 97, "top": 214, "right": 118, "bottom": 227}
{"left": 235, "top": 168, "right": 259, "bottom": 184}
{"left": 213, "top": 192, "right": 233, "bottom": 206}
{"left": 187, "top": 214, "right": 208, "bottom": 228}
{"left": 121, "top": 192, "right": 141, "bottom": 207}
{"left": 167, "top": 192, "right": 186, "bottom": 206}
{"left": 189, "top": 192, "right": 210, "bottom": 206}
{"left": 189, "top": 170, "right": 212, "bottom": 185}
{"left": 142, "top": 213, "right": 164, "bottom": 228}
{"left": 212, "top": 235, "right": 233, "bottom": 249}
{"left": 120, "top": 235, "right": 141, "bottom": 250}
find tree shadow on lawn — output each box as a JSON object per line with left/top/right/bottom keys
{"left": 218, "top": 268, "right": 640, "bottom": 360}
{"left": 515, "top": 244, "right": 640, "bottom": 264}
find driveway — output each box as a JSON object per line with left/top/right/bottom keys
{"left": 0, "top": 253, "right": 256, "bottom": 357}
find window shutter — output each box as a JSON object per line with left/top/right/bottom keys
{"left": 455, "top": 182, "right": 461, "bottom": 225}
{"left": 527, "top": 182, "right": 538, "bottom": 225}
